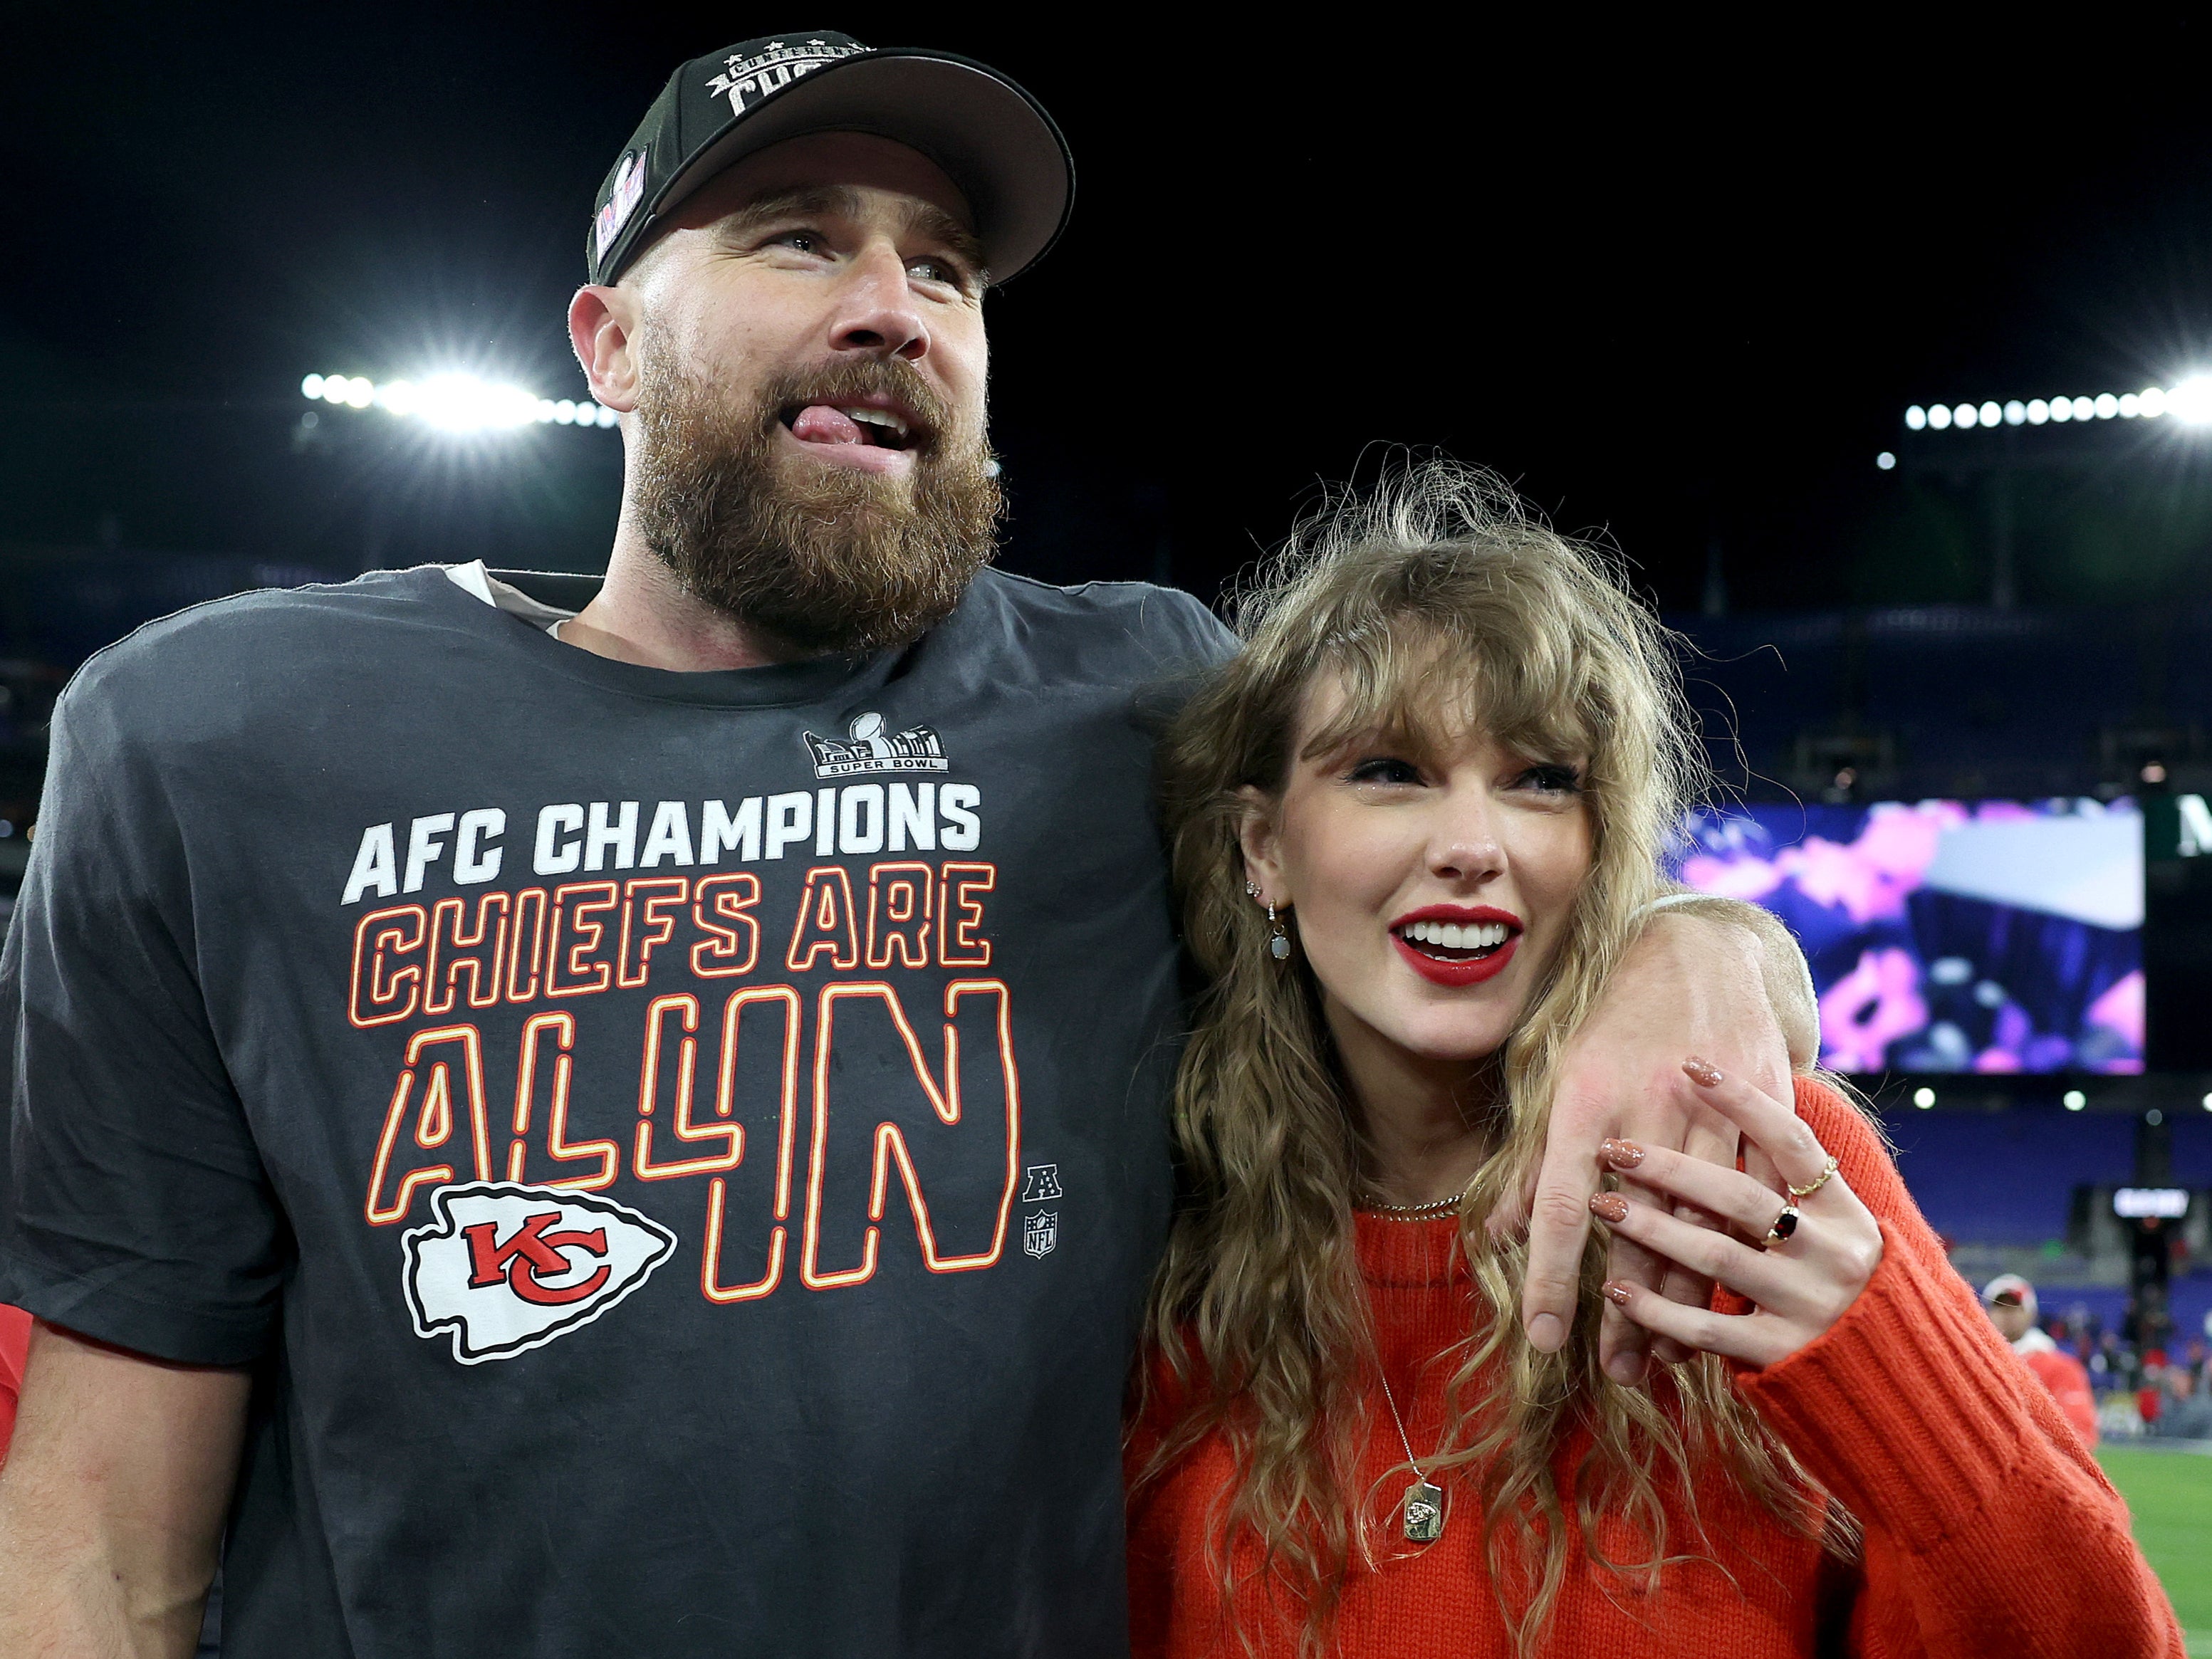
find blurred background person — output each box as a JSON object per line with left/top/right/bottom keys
{"left": 1983, "top": 1274, "right": 2098, "bottom": 1446}
{"left": 2151, "top": 1363, "right": 2212, "bottom": 1440}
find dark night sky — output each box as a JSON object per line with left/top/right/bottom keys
{"left": 11, "top": 9, "right": 2212, "bottom": 612}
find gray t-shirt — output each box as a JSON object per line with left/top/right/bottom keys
{"left": 0, "top": 562, "right": 1232, "bottom": 1659}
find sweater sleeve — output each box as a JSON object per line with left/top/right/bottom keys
{"left": 1730, "top": 1081, "right": 2183, "bottom": 1658}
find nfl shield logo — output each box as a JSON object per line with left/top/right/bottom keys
{"left": 1023, "top": 1211, "right": 1058, "bottom": 1258}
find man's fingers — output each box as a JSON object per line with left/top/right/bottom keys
{"left": 1519, "top": 1151, "right": 1600, "bottom": 1353}
{"left": 1644, "top": 1087, "right": 1735, "bottom": 1361}
{"left": 1598, "top": 1225, "right": 1664, "bottom": 1383}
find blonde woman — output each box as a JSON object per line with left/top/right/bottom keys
{"left": 1127, "top": 464, "right": 2178, "bottom": 1658}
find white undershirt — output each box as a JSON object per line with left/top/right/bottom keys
{"left": 443, "top": 560, "right": 575, "bottom": 638}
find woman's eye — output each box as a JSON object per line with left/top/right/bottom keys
{"left": 1345, "top": 757, "right": 1422, "bottom": 787}
{"left": 1515, "top": 764, "right": 1582, "bottom": 795}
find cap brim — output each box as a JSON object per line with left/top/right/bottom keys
{"left": 647, "top": 50, "right": 1072, "bottom": 285}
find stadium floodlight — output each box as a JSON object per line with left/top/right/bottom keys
{"left": 1876, "top": 451, "right": 1897, "bottom": 470}
{"left": 1901, "top": 380, "right": 2212, "bottom": 434}
{"left": 2167, "top": 375, "right": 2212, "bottom": 425}
{"left": 299, "top": 371, "right": 617, "bottom": 431}
{"left": 2062, "top": 1089, "right": 2087, "bottom": 1111}
{"left": 1912, "top": 1086, "right": 1936, "bottom": 1109}
{"left": 2201, "top": 1092, "right": 2211, "bottom": 1111}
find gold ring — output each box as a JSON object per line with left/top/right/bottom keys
{"left": 1763, "top": 1204, "right": 1801, "bottom": 1248}
{"left": 1788, "top": 1155, "right": 1840, "bottom": 1200}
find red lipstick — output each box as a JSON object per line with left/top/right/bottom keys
{"left": 1387, "top": 904, "right": 1523, "bottom": 988}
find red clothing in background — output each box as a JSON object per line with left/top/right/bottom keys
{"left": 0, "top": 1302, "right": 31, "bottom": 1460}
{"left": 1127, "top": 1080, "right": 2181, "bottom": 1658}
{"left": 2012, "top": 1329, "right": 2099, "bottom": 1447}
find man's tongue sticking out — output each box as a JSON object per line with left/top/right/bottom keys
{"left": 791, "top": 405, "right": 866, "bottom": 445}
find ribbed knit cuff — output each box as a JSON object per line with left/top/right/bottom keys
{"left": 1732, "top": 1221, "right": 2043, "bottom": 1556}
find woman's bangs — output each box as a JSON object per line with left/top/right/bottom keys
{"left": 1295, "top": 614, "right": 1598, "bottom": 771}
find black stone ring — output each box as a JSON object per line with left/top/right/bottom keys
{"left": 1763, "top": 1204, "right": 1801, "bottom": 1248}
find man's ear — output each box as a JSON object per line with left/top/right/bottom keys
{"left": 1235, "top": 786, "right": 1286, "bottom": 906}
{"left": 568, "top": 284, "right": 642, "bottom": 414}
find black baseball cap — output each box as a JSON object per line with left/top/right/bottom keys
{"left": 588, "top": 31, "right": 1073, "bottom": 288}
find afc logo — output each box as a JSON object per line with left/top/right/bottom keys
{"left": 404, "top": 1183, "right": 675, "bottom": 1364}
{"left": 1023, "top": 1211, "right": 1058, "bottom": 1259}
{"left": 1020, "top": 1163, "right": 1063, "bottom": 1203}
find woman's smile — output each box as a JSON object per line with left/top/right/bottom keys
{"left": 1387, "top": 903, "right": 1523, "bottom": 985}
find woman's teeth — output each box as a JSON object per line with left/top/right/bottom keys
{"left": 1399, "top": 919, "right": 1511, "bottom": 952}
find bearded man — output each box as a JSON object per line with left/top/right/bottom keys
{"left": 0, "top": 33, "right": 1814, "bottom": 1658}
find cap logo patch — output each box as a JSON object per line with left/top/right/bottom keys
{"left": 705, "top": 37, "right": 865, "bottom": 116}
{"left": 594, "top": 150, "right": 650, "bottom": 261}
{"left": 403, "top": 1181, "right": 676, "bottom": 1364}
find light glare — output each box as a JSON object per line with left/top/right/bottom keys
{"left": 2064, "top": 1089, "right": 2087, "bottom": 1111}
{"left": 1953, "top": 403, "right": 1978, "bottom": 429}
{"left": 1913, "top": 1087, "right": 1936, "bottom": 1109}
{"left": 1905, "top": 405, "right": 1927, "bottom": 430}
{"left": 1877, "top": 451, "right": 1896, "bottom": 470}
{"left": 2003, "top": 400, "right": 2025, "bottom": 425}
{"left": 2169, "top": 375, "right": 2212, "bottom": 426}
{"left": 2027, "top": 399, "right": 2049, "bottom": 424}
{"left": 296, "top": 369, "right": 607, "bottom": 434}
{"left": 1978, "top": 401, "right": 2002, "bottom": 426}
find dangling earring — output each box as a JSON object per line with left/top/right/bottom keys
{"left": 1266, "top": 902, "right": 1290, "bottom": 961}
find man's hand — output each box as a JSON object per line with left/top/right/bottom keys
{"left": 0, "top": 1320, "right": 249, "bottom": 1658}
{"left": 1499, "top": 901, "right": 1815, "bottom": 1383}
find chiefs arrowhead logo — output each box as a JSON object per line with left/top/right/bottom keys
{"left": 402, "top": 1182, "right": 677, "bottom": 1364}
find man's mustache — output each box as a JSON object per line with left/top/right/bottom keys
{"left": 754, "top": 358, "right": 966, "bottom": 459}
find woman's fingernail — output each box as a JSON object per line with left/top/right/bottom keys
{"left": 1527, "top": 1312, "right": 1565, "bottom": 1351}
{"left": 1602, "top": 1280, "right": 1634, "bottom": 1307}
{"left": 1682, "top": 1056, "right": 1723, "bottom": 1088}
{"left": 1590, "top": 1192, "right": 1629, "bottom": 1223}
{"left": 1600, "top": 1137, "right": 1645, "bottom": 1168}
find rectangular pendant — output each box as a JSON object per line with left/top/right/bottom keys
{"left": 1402, "top": 1479, "right": 1444, "bottom": 1543}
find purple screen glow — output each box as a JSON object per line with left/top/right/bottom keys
{"left": 1671, "top": 800, "right": 2143, "bottom": 1075}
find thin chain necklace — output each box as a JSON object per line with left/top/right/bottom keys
{"left": 1376, "top": 1367, "right": 1446, "bottom": 1542}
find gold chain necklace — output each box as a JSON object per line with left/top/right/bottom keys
{"left": 1360, "top": 1173, "right": 1477, "bottom": 1221}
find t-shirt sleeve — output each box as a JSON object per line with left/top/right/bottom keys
{"left": 0, "top": 675, "right": 285, "bottom": 1366}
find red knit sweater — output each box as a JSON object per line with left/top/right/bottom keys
{"left": 1126, "top": 1080, "right": 2182, "bottom": 1657}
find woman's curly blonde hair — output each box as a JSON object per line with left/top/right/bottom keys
{"left": 1139, "top": 459, "right": 1845, "bottom": 1655}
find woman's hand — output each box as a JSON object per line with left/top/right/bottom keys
{"left": 1590, "top": 1057, "right": 1884, "bottom": 1369}
{"left": 1511, "top": 911, "right": 1798, "bottom": 1384}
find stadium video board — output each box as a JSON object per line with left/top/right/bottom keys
{"left": 1671, "top": 799, "right": 2142, "bottom": 1075}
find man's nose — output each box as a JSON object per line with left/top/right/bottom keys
{"left": 827, "top": 245, "right": 929, "bottom": 362}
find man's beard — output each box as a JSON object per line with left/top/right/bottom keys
{"left": 628, "top": 350, "right": 1003, "bottom": 656}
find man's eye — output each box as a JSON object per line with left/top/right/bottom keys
{"left": 768, "top": 230, "right": 826, "bottom": 254}
{"left": 1345, "top": 757, "right": 1422, "bottom": 786}
{"left": 907, "top": 256, "right": 966, "bottom": 287}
